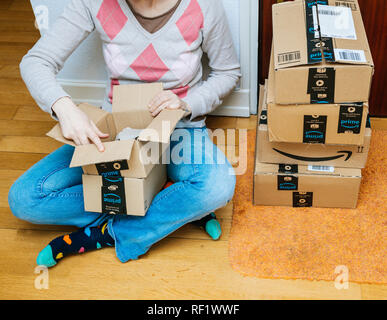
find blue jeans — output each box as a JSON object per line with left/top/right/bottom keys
{"left": 8, "top": 127, "right": 235, "bottom": 263}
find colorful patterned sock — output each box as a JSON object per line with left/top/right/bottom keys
{"left": 162, "top": 181, "right": 222, "bottom": 240}
{"left": 36, "top": 222, "right": 114, "bottom": 267}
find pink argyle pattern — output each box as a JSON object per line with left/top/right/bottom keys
{"left": 108, "top": 79, "right": 120, "bottom": 102}
{"left": 130, "top": 44, "right": 169, "bottom": 82}
{"left": 176, "top": 0, "right": 204, "bottom": 46}
{"left": 104, "top": 43, "right": 131, "bottom": 78}
{"left": 97, "top": 0, "right": 128, "bottom": 41}
{"left": 172, "top": 85, "right": 189, "bottom": 99}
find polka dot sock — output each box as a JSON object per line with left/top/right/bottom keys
{"left": 36, "top": 222, "right": 114, "bottom": 267}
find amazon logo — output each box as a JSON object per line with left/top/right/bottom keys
{"left": 278, "top": 175, "right": 298, "bottom": 191}
{"left": 103, "top": 193, "right": 122, "bottom": 204}
{"left": 273, "top": 148, "right": 353, "bottom": 162}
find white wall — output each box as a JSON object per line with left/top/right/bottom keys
{"left": 30, "top": 0, "right": 258, "bottom": 116}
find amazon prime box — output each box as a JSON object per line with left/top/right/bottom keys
{"left": 82, "top": 163, "right": 167, "bottom": 216}
{"left": 267, "top": 51, "right": 369, "bottom": 146}
{"left": 258, "top": 83, "right": 371, "bottom": 168}
{"left": 253, "top": 161, "right": 361, "bottom": 209}
{"left": 272, "top": 0, "right": 374, "bottom": 105}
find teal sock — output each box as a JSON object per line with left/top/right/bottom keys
{"left": 192, "top": 212, "right": 222, "bottom": 240}
{"left": 37, "top": 222, "right": 114, "bottom": 267}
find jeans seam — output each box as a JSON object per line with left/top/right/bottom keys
{"left": 37, "top": 163, "right": 83, "bottom": 198}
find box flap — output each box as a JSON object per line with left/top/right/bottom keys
{"left": 70, "top": 140, "right": 134, "bottom": 168}
{"left": 112, "top": 83, "right": 164, "bottom": 132}
{"left": 138, "top": 109, "right": 186, "bottom": 144}
{"left": 273, "top": 1, "right": 310, "bottom": 69}
{"left": 46, "top": 103, "right": 110, "bottom": 147}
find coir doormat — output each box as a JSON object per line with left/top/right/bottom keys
{"left": 229, "top": 130, "right": 386, "bottom": 284}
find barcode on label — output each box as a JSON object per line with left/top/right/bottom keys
{"left": 308, "top": 165, "right": 335, "bottom": 173}
{"left": 334, "top": 49, "right": 366, "bottom": 63}
{"left": 335, "top": 1, "right": 357, "bottom": 11}
{"left": 278, "top": 51, "right": 301, "bottom": 64}
{"left": 319, "top": 9, "right": 341, "bottom": 16}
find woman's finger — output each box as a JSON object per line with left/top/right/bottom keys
{"left": 148, "top": 92, "right": 171, "bottom": 112}
{"left": 79, "top": 134, "right": 90, "bottom": 146}
{"left": 91, "top": 121, "right": 109, "bottom": 138}
{"left": 151, "top": 102, "right": 170, "bottom": 117}
{"left": 72, "top": 135, "right": 81, "bottom": 146}
{"left": 87, "top": 130, "right": 105, "bottom": 152}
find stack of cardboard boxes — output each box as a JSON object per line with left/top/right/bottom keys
{"left": 48, "top": 83, "right": 185, "bottom": 216}
{"left": 254, "top": 0, "right": 374, "bottom": 208}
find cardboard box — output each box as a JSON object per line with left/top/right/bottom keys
{"left": 82, "top": 163, "right": 167, "bottom": 216}
{"left": 267, "top": 53, "right": 369, "bottom": 146}
{"left": 253, "top": 161, "right": 361, "bottom": 209}
{"left": 272, "top": 0, "right": 374, "bottom": 104}
{"left": 258, "top": 84, "right": 371, "bottom": 168}
{"left": 47, "top": 83, "right": 186, "bottom": 178}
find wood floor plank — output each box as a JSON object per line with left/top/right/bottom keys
{"left": 8, "top": 0, "right": 33, "bottom": 11}
{"left": 0, "top": 152, "right": 46, "bottom": 170}
{"left": 236, "top": 115, "right": 258, "bottom": 130}
{"left": 13, "top": 105, "right": 53, "bottom": 121}
{"left": 0, "top": 0, "right": 13, "bottom": 11}
{"left": 0, "top": 228, "right": 363, "bottom": 300}
{"left": 361, "top": 284, "right": 387, "bottom": 300}
{"left": 0, "top": 31, "right": 39, "bottom": 43}
{"left": 0, "top": 65, "right": 23, "bottom": 78}
{"left": 0, "top": 136, "right": 62, "bottom": 153}
{"left": 0, "top": 104, "right": 18, "bottom": 120}
{"left": 0, "top": 120, "right": 55, "bottom": 136}
{"left": 0, "top": 169, "right": 24, "bottom": 207}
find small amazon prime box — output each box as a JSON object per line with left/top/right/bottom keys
{"left": 82, "top": 163, "right": 167, "bottom": 216}
{"left": 47, "top": 83, "right": 185, "bottom": 178}
{"left": 272, "top": 0, "right": 374, "bottom": 105}
{"left": 253, "top": 161, "right": 362, "bottom": 209}
{"left": 267, "top": 53, "right": 369, "bottom": 146}
{"left": 257, "top": 83, "right": 371, "bottom": 168}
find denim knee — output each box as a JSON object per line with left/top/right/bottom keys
{"left": 8, "top": 175, "right": 39, "bottom": 223}
{"left": 198, "top": 163, "right": 236, "bottom": 210}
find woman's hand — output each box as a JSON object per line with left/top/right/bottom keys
{"left": 52, "top": 97, "right": 109, "bottom": 152}
{"left": 148, "top": 90, "right": 191, "bottom": 117}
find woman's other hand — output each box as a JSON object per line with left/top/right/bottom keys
{"left": 148, "top": 90, "right": 191, "bottom": 117}
{"left": 52, "top": 97, "right": 109, "bottom": 152}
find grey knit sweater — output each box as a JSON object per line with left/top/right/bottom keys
{"left": 20, "top": 0, "right": 241, "bottom": 127}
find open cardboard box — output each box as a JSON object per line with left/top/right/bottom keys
{"left": 258, "top": 83, "right": 371, "bottom": 168}
{"left": 47, "top": 83, "right": 186, "bottom": 178}
{"left": 272, "top": 0, "right": 374, "bottom": 104}
{"left": 267, "top": 51, "right": 369, "bottom": 146}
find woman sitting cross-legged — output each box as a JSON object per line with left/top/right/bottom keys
{"left": 8, "top": 0, "right": 241, "bottom": 267}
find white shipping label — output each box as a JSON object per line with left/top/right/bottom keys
{"left": 334, "top": 49, "right": 367, "bottom": 63}
{"left": 308, "top": 165, "right": 335, "bottom": 173}
{"left": 312, "top": 5, "right": 320, "bottom": 39}
{"left": 317, "top": 5, "right": 357, "bottom": 40}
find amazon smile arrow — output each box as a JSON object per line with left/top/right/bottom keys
{"left": 272, "top": 149, "right": 353, "bottom": 162}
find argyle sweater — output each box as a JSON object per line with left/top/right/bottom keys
{"left": 20, "top": 0, "right": 241, "bottom": 127}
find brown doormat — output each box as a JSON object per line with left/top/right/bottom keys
{"left": 229, "top": 130, "right": 387, "bottom": 284}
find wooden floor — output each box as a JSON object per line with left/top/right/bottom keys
{"left": 0, "top": 0, "right": 386, "bottom": 300}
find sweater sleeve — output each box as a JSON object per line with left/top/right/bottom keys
{"left": 19, "top": 0, "right": 95, "bottom": 117}
{"left": 182, "top": 0, "right": 242, "bottom": 120}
